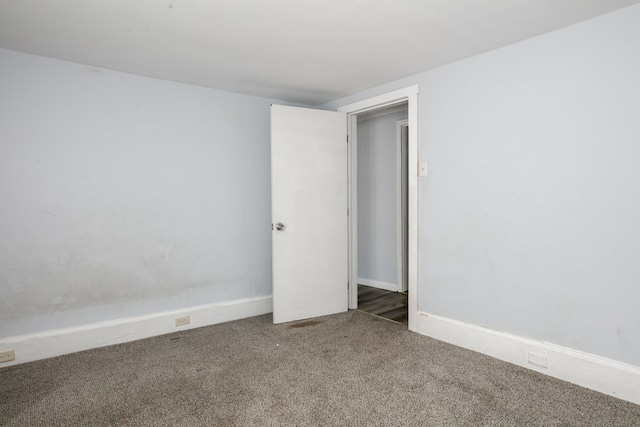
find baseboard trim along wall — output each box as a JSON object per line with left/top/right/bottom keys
{"left": 358, "top": 277, "right": 398, "bottom": 292}
{"left": 416, "top": 311, "right": 640, "bottom": 405}
{"left": 0, "top": 295, "right": 273, "bottom": 367}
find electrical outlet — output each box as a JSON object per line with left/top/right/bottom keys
{"left": 0, "top": 350, "right": 15, "bottom": 363}
{"left": 528, "top": 352, "right": 548, "bottom": 369}
{"left": 175, "top": 316, "right": 190, "bottom": 327}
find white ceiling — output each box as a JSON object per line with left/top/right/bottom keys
{"left": 1, "top": 0, "right": 639, "bottom": 105}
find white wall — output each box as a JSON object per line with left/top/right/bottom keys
{"left": 0, "top": 48, "right": 275, "bottom": 337}
{"left": 324, "top": 4, "right": 640, "bottom": 366}
{"left": 357, "top": 111, "right": 407, "bottom": 288}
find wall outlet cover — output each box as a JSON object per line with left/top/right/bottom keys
{"left": 0, "top": 350, "right": 16, "bottom": 363}
{"left": 175, "top": 316, "right": 190, "bottom": 327}
{"left": 528, "top": 352, "right": 549, "bottom": 369}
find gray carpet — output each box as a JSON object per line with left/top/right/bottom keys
{"left": 1, "top": 311, "right": 639, "bottom": 426}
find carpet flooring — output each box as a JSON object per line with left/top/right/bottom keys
{"left": 1, "top": 311, "right": 639, "bottom": 426}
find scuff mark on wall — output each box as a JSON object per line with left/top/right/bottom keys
{"left": 0, "top": 48, "right": 274, "bottom": 338}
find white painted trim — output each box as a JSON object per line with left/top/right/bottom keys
{"left": 347, "top": 118, "right": 359, "bottom": 310}
{"left": 406, "top": 92, "right": 418, "bottom": 332}
{"left": 340, "top": 84, "right": 419, "bottom": 332}
{"left": 358, "top": 277, "right": 399, "bottom": 292}
{"left": 396, "top": 119, "right": 409, "bottom": 293}
{"left": 357, "top": 104, "right": 409, "bottom": 122}
{"left": 338, "top": 85, "right": 420, "bottom": 115}
{"left": 0, "top": 296, "right": 273, "bottom": 367}
{"left": 417, "top": 311, "right": 640, "bottom": 405}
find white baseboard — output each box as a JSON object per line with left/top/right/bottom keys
{"left": 416, "top": 311, "right": 640, "bottom": 405}
{"left": 0, "top": 295, "right": 272, "bottom": 367}
{"left": 358, "top": 277, "right": 398, "bottom": 292}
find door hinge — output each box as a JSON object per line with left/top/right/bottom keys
{"left": 346, "top": 135, "right": 349, "bottom": 143}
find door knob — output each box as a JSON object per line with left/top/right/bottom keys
{"left": 275, "top": 223, "right": 286, "bottom": 231}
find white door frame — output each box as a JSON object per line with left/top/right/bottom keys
{"left": 338, "top": 85, "right": 419, "bottom": 332}
{"left": 396, "top": 119, "right": 409, "bottom": 293}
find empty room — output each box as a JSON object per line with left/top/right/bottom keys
{"left": 1, "top": 1, "right": 640, "bottom": 425}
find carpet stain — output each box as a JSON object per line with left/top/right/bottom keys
{"left": 288, "top": 320, "right": 324, "bottom": 328}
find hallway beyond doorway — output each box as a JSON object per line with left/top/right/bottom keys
{"left": 357, "top": 284, "right": 407, "bottom": 324}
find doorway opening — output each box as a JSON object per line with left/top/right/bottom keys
{"left": 353, "top": 105, "right": 409, "bottom": 324}
{"left": 338, "top": 85, "right": 419, "bottom": 331}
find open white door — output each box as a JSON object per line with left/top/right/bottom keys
{"left": 271, "top": 105, "right": 348, "bottom": 324}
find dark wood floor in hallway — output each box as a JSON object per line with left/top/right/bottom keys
{"left": 357, "top": 284, "right": 408, "bottom": 324}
